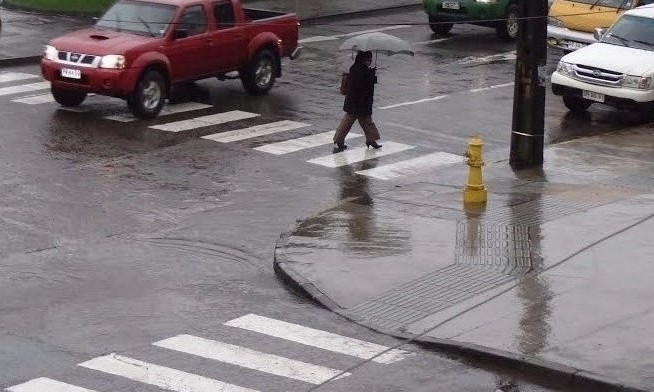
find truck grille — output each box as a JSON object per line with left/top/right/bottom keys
{"left": 574, "top": 64, "right": 622, "bottom": 87}
{"left": 57, "top": 51, "right": 99, "bottom": 67}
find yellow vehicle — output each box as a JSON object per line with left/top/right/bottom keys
{"left": 547, "top": 0, "right": 651, "bottom": 52}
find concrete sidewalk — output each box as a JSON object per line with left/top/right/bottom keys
{"left": 274, "top": 129, "right": 654, "bottom": 392}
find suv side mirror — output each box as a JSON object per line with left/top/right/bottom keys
{"left": 173, "top": 29, "right": 189, "bottom": 39}
{"left": 593, "top": 27, "right": 607, "bottom": 41}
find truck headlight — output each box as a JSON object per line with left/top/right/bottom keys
{"left": 556, "top": 61, "right": 575, "bottom": 77}
{"left": 99, "top": 55, "right": 126, "bottom": 69}
{"left": 548, "top": 17, "right": 565, "bottom": 27}
{"left": 43, "top": 45, "right": 58, "bottom": 61}
{"left": 622, "top": 75, "right": 651, "bottom": 90}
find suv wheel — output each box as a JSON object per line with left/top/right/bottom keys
{"left": 429, "top": 16, "right": 453, "bottom": 35}
{"left": 497, "top": 4, "right": 520, "bottom": 40}
{"left": 128, "top": 70, "right": 166, "bottom": 119}
{"left": 241, "top": 49, "right": 277, "bottom": 95}
{"left": 51, "top": 86, "right": 87, "bottom": 107}
{"left": 563, "top": 95, "right": 592, "bottom": 112}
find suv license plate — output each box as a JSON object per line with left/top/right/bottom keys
{"left": 442, "top": 1, "right": 460, "bottom": 9}
{"left": 61, "top": 68, "right": 81, "bottom": 79}
{"left": 583, "top": 90, "right": 605, "bottom": 103}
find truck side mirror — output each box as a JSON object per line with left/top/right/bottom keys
{"left": 593, "top": 27, "right": 607, "bottom": 41}
{"left": 173, "top": 29, "right": 189, "bottom": 39}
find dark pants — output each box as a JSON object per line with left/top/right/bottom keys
{"left": 333, "top": 113, "right": 381, "bottom": 145}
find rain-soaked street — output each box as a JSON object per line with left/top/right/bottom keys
{"left": 1, "top": 5, "right": 653, "bottom": 392}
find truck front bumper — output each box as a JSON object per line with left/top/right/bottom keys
{"left": 547, "top": 25, "right": 596, "bottom": 52}
{"left": 552, "top": 71, "right": 654, "bottom": 108}
{"left": 41, "top": 59, "right": 141, "bottom": 98}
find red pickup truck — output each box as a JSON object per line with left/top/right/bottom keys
{"left": 41, "top": 0, "right": 301, "bottom": 119}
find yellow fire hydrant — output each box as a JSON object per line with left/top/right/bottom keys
{"left": 463, "top": 136, "right": 487, "bottom": 204}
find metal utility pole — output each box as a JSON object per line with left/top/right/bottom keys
{"left": 509, "top": 0, "right": 548, "bottom": 169}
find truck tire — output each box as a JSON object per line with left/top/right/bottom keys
{"left": 127, "top": 70, "right": 166, "bottom": 119}
{"left": 241, "top": 48, "right": 277, "bottom": 95}
{"left": 497, "top": 4, "right": 520, "bottom": 41}
{"left": 51, "top": 86, "right": 87, "bottom": 107}
{"left": 429, "top": 16, "right": 453, "bottom": 35}
{"left": 563, "top": 95, "right": 592, "bottom": 112}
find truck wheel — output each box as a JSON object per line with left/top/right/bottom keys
{"left": 497, "top": 4, "right": 520, "bottom": 40}
{"left": 128, "top": 70, "right": 166, "bottom": 119}
{"left": 429, "top": 17, "right": 453, "bottom": 35}
{"left": 563, "top": 95, "right": 592, "bottom": 112}
{"left": 241, "top": 49, "right": 277, "bottom": 95}
{"left": 51, "top": 86, "right": 87, "bottom": 107}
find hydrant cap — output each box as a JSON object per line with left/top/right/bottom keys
{"left": 469, "top": 136, "right": 484, "bottom": 146}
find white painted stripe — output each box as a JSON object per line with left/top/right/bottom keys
{"left": 0, "top": 72, "right": 39, "bottom": 84}
{"left": 299, "top": 25, "right": 410, "bottom": 44}
{"left": 308, "top": 141, "right": 414, "bottom": 168}
{"left": 154, "top": 335, "right": 349, "bottom": 384}
{"left": 6, "top": 378, "right": 99, "bottom": 392}
{"left": 455, "top": 51, "right": 516, "bottom": 65}
{"left": 470, "top": 82, "right": 515, "bottom": 93}
{"left": 105, "top": 102, "right": 212, "bottom": 122}
{"left": 253, "top": 131, "right": 362, "bottom": 155}
{"left": 79, "top": 354, "right": 258, "bottom": 392}
{"left": 414, "top": 38, "right": 451, "bottom": 45}
{"left": 202, "top": 120, "right": 309, "bottom": 143}
{"left": 0, "top": 82, "right": 50, "bottom": 97}
{"left": 356, "top": 151, "right": 463, "bottom": 180}
{"left": 378, "top": 95, "right": 448, "bottom": 110}
{"left": 225, "top": 314, "right": 412, "bottom": 364}
{"left": 149, "top": 110, "right": 259, "bottom": 133}
{"left": 12, "top": 93, "right": 55, "bottom": 104}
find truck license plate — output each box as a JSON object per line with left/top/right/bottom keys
{"left": 583, "top": 90, "right": 605, "bottom": 103}
{"left": 442, "top": 1, "right": 460, "bottom": 9}
{"left": 61, "top": 68, "right": 81, "bottom": 80}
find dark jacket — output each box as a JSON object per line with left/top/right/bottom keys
{"left": 343, "top": 62, "right": 377, "bottom": 116}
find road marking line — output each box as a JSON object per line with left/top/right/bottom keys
{"left": 455, "top": 51, "right": 516, "bottom": 65}
{"left": 377, "top": 95, "right": 448, "bottom": 110}
{"left": 105, "top": 102, "right": 212, "bottom": 122}
{"left": 149, "top": 110, "right": 259, "bottom": 133}
{"left": 470, "top": 82, "right": 515, "bottom": 93}
{"left": 79, "top": 354, "right": 259, "bottom": 392}
{"left": 308, "top": 141, "right": 414, "bottom": 168}
{"left": 225, "top": 314, "right": 412, "bottom": 364}
{"left": 6, "top": 378, "right": 99, "bottom": 392}
{"left": 0, "top": 82, "right": 50, "bottom": 97}
{"left": 356, "top": 151, "right": 463, "bottom": 180}
{"left": 12, "top": 93, "right": 55, "bottom": 104}
{"left": 413, "top": 38, "right": 452, "bottom": 45}
{"left": 153, "top": 334, "right": 349, "bottom": 384}
{"left": 202, "top": 120, "right": 309, "bottom": 143}
{"left": 299, "top": 25, "right": 410, "bottom": 44}
{"left": 253, "top": 131, "right": 362, "bottom": 155}
{"left": 0, "top": 72, "right": 39, "bottom": 84}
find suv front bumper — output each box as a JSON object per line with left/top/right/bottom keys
{"left": 547, "top": 25, "right": 596, "bottom": 52}
{"left": 552, "top": 71, "right": 654, "bottom": 108}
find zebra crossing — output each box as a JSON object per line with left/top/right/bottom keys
{"left": 5, "top": 313, "right": 414, "bottom": 392}
{"left": 1, "top": 71, "right": 463, "bottom": 180}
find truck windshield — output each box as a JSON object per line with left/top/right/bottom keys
{"left": 565, "top": 0, "right": 629, "bottom": 8}
{"left": 95, "top": 0, "right": 177, "bottom": 37}
{"left": 603, "top": 14, "right": 654, "bottom": 51}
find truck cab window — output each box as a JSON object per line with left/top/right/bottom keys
{"left": 214, "top": 2, "right": 236, "bottom": 29}
{"left": 179, "top": 5, "right": 207, "bottom": 36}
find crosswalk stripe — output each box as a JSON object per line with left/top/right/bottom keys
{"left": 79, "top": 354, "right": 259, "bottom": 392}
{"left": 253, "top": 131, "right": 362, "bottom": 155}
{"left": 104, "top": 102, "right": 213, "bottom": 122}
{"left": 225, "top": 314, "right": 412, "bottom": 364}
{"left": 12, "top": 93, "right": 54, "bottom": 105}
{"left": 308, "top": 141, "right": 415, "bottom": 168}
{"left": 6, "top": 377, "right": 99, "bottom": 392}
{"left": 355, "top": 151, "right": 463, "bottom": 180}
{"left": 153, "top": 334, "right": 349, "bottom": 384}
{"left": 149, "top": 110, "right": 259, "bottom": 132}
{"left": 202, "top": 120, "right": 309, "bottom": 143}
{"left": 0, "top": 72, "right": 39, "bottom": 84}
{"left": 0, "top": 82, "right": 50, "bottom": 97}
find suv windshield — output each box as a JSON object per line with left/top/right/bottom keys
{"left": 95, "top": 0, "right": 177, "bottom": 37}
{"left": 602, "top": 14, "right": 654, "bottom": 51}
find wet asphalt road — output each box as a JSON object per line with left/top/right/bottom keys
{"left": 0, "top": 7, "right": 644, "bottom": 392}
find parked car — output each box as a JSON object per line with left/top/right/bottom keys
{"left": 41, "top": 0, "right": 301, "bottom": 119}
{"left": 551, "top": 5, "right": 654, "bottom": 114}
{"left": 422, "top": 0, "right": 520, "bottom": 40}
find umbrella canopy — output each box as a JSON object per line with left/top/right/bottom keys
{"left": 339, "top": 32, "right": 414, "bottom": 56}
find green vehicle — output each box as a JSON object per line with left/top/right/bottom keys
{"left": 423, "top": 0, "right": 520, "bottom": 40}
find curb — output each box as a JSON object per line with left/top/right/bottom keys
{"left": 273, "top": 232, "right": 650, "bottom": 392}
{"left": 0, "top": 55, "right": 42, "bottom": 67}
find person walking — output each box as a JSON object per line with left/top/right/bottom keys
{"left": 333, "top": 50, "right": 382, "bottom": 152}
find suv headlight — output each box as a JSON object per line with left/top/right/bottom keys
{"left": 548, "top": 17, "right": 565, "bottom": 27}
{"left": 99, "top": 55, "right": 126, "bottom": 69}
{"left": 43, "top": 45, "right": 58, "bottom": 61}
{"left": 622, "top": 75, "right": 651, "bottom": 90}
{"left": 556, "top": 61, "right": 575, "bottom": 77}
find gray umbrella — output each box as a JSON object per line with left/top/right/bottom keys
{"left": 339, "top": 32, "right": 415, "bottom": 57}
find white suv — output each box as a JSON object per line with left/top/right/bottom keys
{"left": 551, "top": 6, "right": 654, "bottom": 114}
